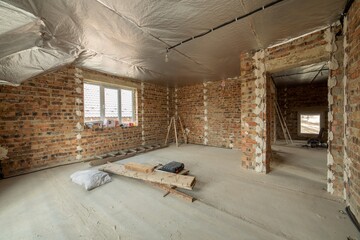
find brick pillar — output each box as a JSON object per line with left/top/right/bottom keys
{"left": 324, "top": 26, "right": 344, "bottom": 196}
{"left": 240, "top": 51, "right": 271, "bottom": 173}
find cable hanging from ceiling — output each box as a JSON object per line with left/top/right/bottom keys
{"left": 165, "top": 0, "right": 286, "bottom": 53}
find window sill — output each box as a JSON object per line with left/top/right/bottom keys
{"left": 84, "top": 121, "right": 138, "bottom": 130}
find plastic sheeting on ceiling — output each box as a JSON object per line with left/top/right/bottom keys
{"left": 272, "top": 62, "right": 329, "bottom": 87}
{"left": 0, "top": 0, "right": 347, "bottom": 85}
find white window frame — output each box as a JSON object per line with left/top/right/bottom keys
{"left": 298, "top": 111, "right": 324, "bottom": 136}
{"left": 84, "top": 81, "right": 137, "bottom": 124}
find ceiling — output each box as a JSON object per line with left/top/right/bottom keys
{"left": 0, "top": 0, "right": 346, "bottom": 86}
{"left": 272, "top": 62, "right": 329, "bottom": 87}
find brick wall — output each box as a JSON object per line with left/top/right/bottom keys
{"left": 0, "top": 67, "right": 81, "bottom": 177}
{"left": 266, "top": 29, "right": 328, "bottom": 73}
{"left": 327, "top": 34, "right": 345, "bottom": 197}
{"left": 207, "top": 79, "right": 242, "bottom": 148}
{"left": 276, "top": 82, "right": 328, "bottom": 141}
{"left": 177, "top": 78, "right": 242, "bottom": 148}
{"left": 177, "top": 84, "right": 204, "bottom": 145}
{"left": 345, "top": 0, "right": 360, "bottom": 222}
{"left": 239, "top": 52, "right": 258, "bottom": 170}
{"left": 0, "top": 66, "right": 169, "bottom": 177}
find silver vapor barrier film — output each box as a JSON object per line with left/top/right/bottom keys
{"left": 0, "top": 0, "right": 347, "bottom": 85}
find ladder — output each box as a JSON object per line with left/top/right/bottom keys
{"left": 274, "top": 99, "right": 293, "bottom": 144}
{"left": 165, "top": 116, "right": 187, "bottom": 147}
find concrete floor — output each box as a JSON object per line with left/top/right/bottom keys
{"left": 0, "top": 144, "right": 359, "bottom": 240}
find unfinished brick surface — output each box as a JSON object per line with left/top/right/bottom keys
{"left": 344, "top": 0, "right": 360, "bottom": 221}
{"left": 177, "top": 78, "right": 242, "bottom": 148}
{"left": 326, "top": 31, "right": 345, "bottom": 196}
{"left": 266, "top": 29, "right": 328, "bottom": 73}
{"left": 177, "top": 84, "right": 204, "bottom": 145}
{"left": 239, "top": 52, "right": 258, "bottom": 170}
{"left": 0, "top": 66, "right": 169, "bottom": 177}
{"left": 276, "top": 82, "right": 329, "bottom": 141}
{"left": 0, "top": 67, "right": 80, "bottom": 177}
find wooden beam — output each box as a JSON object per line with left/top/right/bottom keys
{"left": 124, "top": 162, "right": 155, "bottom": 173}
{"left": 99, "top": 163, "right": 196, "bottom": 190}
{"left": 150, "top": 182, "right": 194, "bottom": 202}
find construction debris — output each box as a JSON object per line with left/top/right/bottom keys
{"left": 99, "top": 163, "right": 196, "bottom": 190}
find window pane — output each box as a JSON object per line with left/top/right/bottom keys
{"left": 121, "top": 89, "right": 133, "bottom": 123}
{"left": 104, "top": 88, "right": 119, "bottom": 119}
{"left": 300, "top": 114, "right": 320, "bottom": 134}
{"left": 84, "top": 83, "right": 101, "bottom": 121}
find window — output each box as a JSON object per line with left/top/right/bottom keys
{"left": 300, "top": 114, "right": 321, "bottom": 134}
{"left": 84, "top": 83, "right": 136, "bottom": 124}
{"left": 84, "top": 84, "right": 101, "bottom": 121}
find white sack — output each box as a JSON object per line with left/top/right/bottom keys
{"left": 70, "top": 170, "right": 111, "bottom": 191}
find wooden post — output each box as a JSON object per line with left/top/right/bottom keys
{"left": 165, "top": 117, "right": 173, "bottom": 145}
{"left": 178, "top": 116, "right": 187, "bottom": 144}
{"left": 174, "top": 117, "right": 178, "bottom": 147}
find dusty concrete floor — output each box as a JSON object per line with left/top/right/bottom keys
{"left": 0, "top": 144, "right": 359, "bottom": 240}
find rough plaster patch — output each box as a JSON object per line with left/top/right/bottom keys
{"left": 75, "top": 87, "right": 82, "bottom": 94}
{"left": 328, "top": 77, "right": 337, "bottom": 88}
{"left": 327, "top": 152, "right": 334, "bottom": 165}
{"left": 75, "top": 78, "right": 82, "bottom": 84}
{"left": 328, "top": 93, "right": 333, "bottom": 105}
{"left": 329, "top": 57, "right": 339, "bottom": 70}
{"left": 328, "top": 112, "right": 333, "bottom": 122}
{"left": 167, "top": 87, "right": 170, "bottom": 125}
{"left": 174, "top": 87, "right": 178, "bottom": 118}
{"left": 74, "top": 69, "right": 84, "bottom": 161}
{"left": 141, "top": 82, "right": 145, "bottom": 145}
{"left": 0, "top": 146, "right": 8, "bottom": 160}
{"left": 76, "top": 122, "right": 82, "bottom": 130}
{"left": 203, "top": 82, "right": 208, "bottom": 145}
{"left": 325, "top": 26, "right": 338, "bottom": 194}
{"left": 342, "top": 17, "right": 350, "bottom": 201}
{"left": 253, "top": 49, "right": 266, "bottom": 173}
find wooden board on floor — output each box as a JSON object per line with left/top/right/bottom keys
{"left": 99, "top": 163, "right": 196, "bottom": 190}
{"left": 150, "top": 182, "right": 194, "bottom": 202}
{"left": 124, "top": 162, "right": 155, "bottom": 173}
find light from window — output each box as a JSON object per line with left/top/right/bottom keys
{"left": 300, "top": 114, "right": 320, "bottom": 134}
{"left": 105, "top": 88, "right": 119, "bottom": 119}
{"left": 83, "top": 83, "right": 136, "bottom": 124}
{"left": 121, "top": 89, "right": 134, "bottom": 123}
{"left": 84, "top": 83, "right": 101, "bottom": 121}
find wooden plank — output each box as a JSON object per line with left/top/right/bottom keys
{"left": 124, "top": 162, "right": 155, "bottom": 173}
{"left": 99, "top": 163, "right": 196, "bottom": 190}
{"left": 165, "top": 117, "right": 173, "bottom": 145}
{"left": 174, "top": 117, "right": 178, "bottom": 147}
{"left": 150, "top": 182, "right": 194, "bottom": 202}
{"left": 178, "top": 116, "right": 187, "bottom": 144}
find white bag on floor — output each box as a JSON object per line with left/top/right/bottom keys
{"left": 70, "top": 170, "right": 111, "bottom": 190}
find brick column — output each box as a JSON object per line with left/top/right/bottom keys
{"left": 240, "top": 51, "right": 271, "bottom": 172}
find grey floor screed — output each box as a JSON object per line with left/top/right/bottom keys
{"left": 0, "top": 143, "right": 358, "bottom": 240}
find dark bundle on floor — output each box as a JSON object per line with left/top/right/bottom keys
{"left": 160, "top": 161, "right": 184, "bottom": 173}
